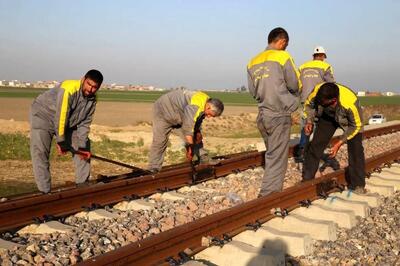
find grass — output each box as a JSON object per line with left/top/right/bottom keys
{"left": 91, "top": 135, "right": 148, "bottom": 163}
{"left": 0, "top": 87, "right": 256, "bottom": 105}
{"left": 0, "top": 133, "right": 31, "bottom": 160}
{"left": 221, "top": 130, "right": 261, "bottom": 138}
{"left": 0, "top": 133, "right": 74, "bottom": 161}
{"left": 0, "top": 87, "right": 47, "bottom": 99}
{"left": 0, "top": 133, "right": 148, "bottom": 163}
{"left": 165, "top": 149, "right": 186, "bottom": 164}
{"left": 0, "top": 181, "right": 37, "bottom": 198}
{"left": 359, "top": 96, "right": 400, "bottom": 105}
{"left": 3, "top": 87, "right": 398, "bottom": 106}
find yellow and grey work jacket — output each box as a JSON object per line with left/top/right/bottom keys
{"left": 299, "top": 60, "right": 334, "bottom": 103}
{"left": 31, "top": 80, "right": 97, "bottom": 148}
{"left": 155, "top": 89, "right": 209, "bottom": 137}
{"left": 304, "top": 83, "right": 363, "bottom": 142}
{"left": 247, "top": 46, "right": 300, "bottom": 116}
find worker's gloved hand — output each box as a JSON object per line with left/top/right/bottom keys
{"left": 329, "top": 139, "right": 343, "bottom": 158}
{"left": 77, "top": 148, "right": 91, "bottom": 160}
{"left": 195, "top": 131, "right": 203, "bottom": 144}
{"left": 56, "top": 141, "right": 70, "bottom": 155}
{"left": 186, "top": 144, "right": 193, "bottom": 161}
{"left": 304, "top": 122, "right": 314, "bottom": 136}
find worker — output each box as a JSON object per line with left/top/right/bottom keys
{"left": 30, "top": 69, "right": 103, "bottom": 194}
{"left": 294, "top": 46, "right": 335, "bottom": 162}
{"left": 247, "top": 27, "right": 300, "bottom": 197}
{"left": 302, "top": 82, "right": 366, "bottom": 194}
{"left": 148, "top": 89, "right": 224, "bottom": 173}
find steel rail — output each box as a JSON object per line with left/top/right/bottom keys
{"left": 0, "top": 152, "right": 260, "bottom": 232}
{"left": 80, "top": 146, "right": 400, "bottom": 266}
{"left": 90, "top": 123, "right": 400, "bottom": 182}
{"left": 0, "top": 123, "right": 399, "bottom": 233}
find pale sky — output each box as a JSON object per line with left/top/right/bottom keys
{"left": 0, "top": 0, "right": 399, "bottom": 91}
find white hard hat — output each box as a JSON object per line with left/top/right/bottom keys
{"left": 313, "top": 46, "right": 326, "bottom": 55}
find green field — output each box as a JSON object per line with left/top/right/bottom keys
{"left": 0, "top": 87, "right": 399, "bottom": 106}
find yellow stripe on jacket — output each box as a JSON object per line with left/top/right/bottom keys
{"left": 247, "top": 49, "right": 301, "bottom": 90}
{"left": 303, "top": 82, "right": 323, "bottom": 120}
{"left": 190, "top": 92, "right": 209, "bottom": 122}
{"left": 299, "top": 60, "right": 332, "bottom": 72}
{"left": 338, "top": 84, "right": 362, "bottom": 139}
{"left": 303, "top": 83, "right": 362, "bottom": 140}
{"left": 58, "top": 80, "right": 81, "bottom": 137}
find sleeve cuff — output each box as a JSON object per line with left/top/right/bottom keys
{"left": 56, "top": 135, "right": 65, "bottom": 143}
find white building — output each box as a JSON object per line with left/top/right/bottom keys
{"left": 357, "top": 91, "right": 366, "bottom": 97}
{"left": 384, "top": 91, "right": 395, "bottom": 96}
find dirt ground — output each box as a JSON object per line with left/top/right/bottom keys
{"left": 0, "top": 98, "right": 259, "bottom": 126}
{"left": 0, "top": 98, "right": 262, "bottom": 153}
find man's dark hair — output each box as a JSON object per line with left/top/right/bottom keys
{"left": 315, "top": 82, "right": 339, "bottom": 105}
{"left": 268, "top": 27, "right": 289, "bottom": 44}
{"left": 207, "top": 98, "right": 224, "bottom": 116}
{"left": 85, "top": 69, "right": 103, "bottom": 85}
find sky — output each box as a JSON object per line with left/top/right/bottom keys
{"left": 0, "top": 0, "right": 399, "bottom": 92}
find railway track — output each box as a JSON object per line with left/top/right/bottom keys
{"left": 1, "top": 123, "right": 399, "bottom": 233}
{"left": 79, "top": 147, "right": 400, "bottom": 265}
{"left": 0, "top": 122, "right": 399, "bottom": 265}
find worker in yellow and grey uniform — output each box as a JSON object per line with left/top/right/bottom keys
{"left": 294, "top": 46, "right": 335, "bottom": 162}
{"left": 148, "top": 89, "right": 224, "bottom": 172}
{"left": 247, "top": 27, "right": 300, "bottom": 197}
{"left": 30, "top": 70, "right": 103, "bottom": 194}
{"left": 302, "top": 82, "right": 366, "bottom": 194}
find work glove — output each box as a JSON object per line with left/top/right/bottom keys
{"left": 56, "top": 141, "right": 70, "bottom": 155}
{"left": 77, "top": 148, "right": 91, "bottom": 160}
{"left": 186, "top": 144, "right": 193, "bottom": 161}
{"left": 195, "top": 131, "right": 203, "bottom": 144}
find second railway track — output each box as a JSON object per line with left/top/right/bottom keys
{"left": 81, "top": 147, "right": 400, "bottom": 265}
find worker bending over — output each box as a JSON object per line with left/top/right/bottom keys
{"left": 295, "top": 46, "right": 335, "bottom": 162}
{"left": 30, "top": 70, "right": 103, "bottom": 193}
{"left": 148, "top": 89, "right": 224, "bottom": 173}
{"left": 302, "top": 82, "right": 366, "bottom": 194}
{"left": 247, "top": 27, "right": 300, "bottom": 197}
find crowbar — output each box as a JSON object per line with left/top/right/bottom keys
{"left": 71, "top": 148, "right": 151, "bottom": 174}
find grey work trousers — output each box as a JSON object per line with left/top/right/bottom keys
{"left": 30, "top": 116, "right": 90, "bottom": 193}
{"left": 148, "top": 103, "right": 205, "bottom": 171}
{"left": 257, "top": 112, "right": 292, "bottom": 196}
{"left": 302, "top": 114, "right": 365, "bottom": 189}
{"left": 148, "top": 113, "right": 175, "bottom": 171}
